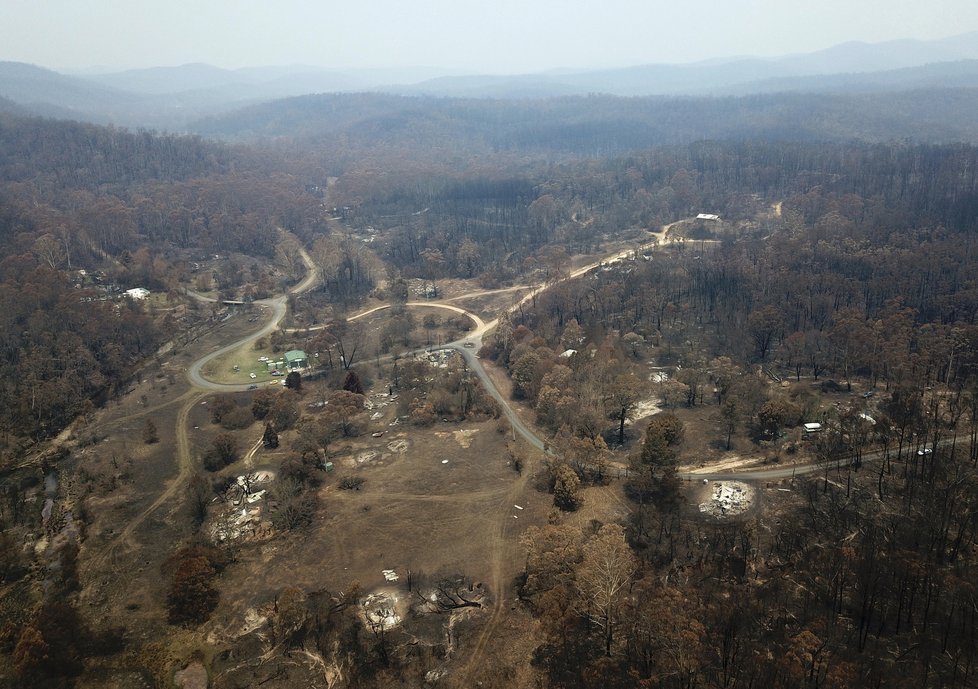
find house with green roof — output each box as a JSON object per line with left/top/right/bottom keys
{"left": 284, "top": 350, "right": 308, "bottom": 371}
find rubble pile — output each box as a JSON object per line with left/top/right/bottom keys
{"left": 699, "top": 481, "right": 754, "bottom": 518}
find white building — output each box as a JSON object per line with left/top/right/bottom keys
{"left": 125, "top": 288, "right": 150, "bottom": 300}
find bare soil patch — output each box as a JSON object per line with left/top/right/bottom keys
{"left": 449, "top": 287, "right": 532, "bottom": 321}
{"left": 435, "top": 428, "right": 480, "bottom": 448}
{"left": 212, "top": 420, "right": 535, "bottom": 616}
{"left": 629, "top": 397, "right": 663, "bottom": 426}
{"left": 682, "top": 454, "right": 767, "bottom": 474}
{"left": 342, "top": 304, "right": 476, "bottom": 357}
{"left": 661, "top": 402, "right": 793, "bottom": 471}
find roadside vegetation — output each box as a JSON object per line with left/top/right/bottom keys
{"left": 3, "top": 93, "right": 978, "bottom": 689}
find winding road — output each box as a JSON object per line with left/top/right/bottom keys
{"left": 72, "top": 211, "right": 926, "bottom": 684}
{"left": 91, "top": 221, "right": 919, "bottom": 582}
{"left": 91, "top": 239, "right": 319, "bottom": 565}
{"left": 187, "top": 243, "right": 319, "bottom": 391}
{"left": 88, "top": 218, "right": 884, "bottom": 677}
{"left": 183, "top": 222, "right": 851, "bottom": 484}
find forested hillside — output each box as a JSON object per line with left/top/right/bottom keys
{"left": 0, "top": 267, "right": 158, "bottom": 441}
{"left": 7, "top": 108, "right": 977, "bottom": 439}
{"left": 0, "top": 114, "right": 327, "bottom": 264}
{"left": 192, "top": 89, "right": 978, "bottom": 152}
{"left": 0, "top": 114, "right": 230, "bottom": 188}
{"left": 5, "top": 83, "right": 978, "bottom": 689}
{"left": 476, "top": 178, "right": 978, "bottom": 688}
{"left": 0, "top": 114, "right": 328, "bottom": 441}
{"left": 320, "top": 141, "right": 978, "bottom": 288}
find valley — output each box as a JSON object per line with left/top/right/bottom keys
{"left": 4, "top": 21, "right": 978, "bottom": 688}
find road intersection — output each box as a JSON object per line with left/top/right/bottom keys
{"left": 184, "top": 224, "right": 865, "bottom": 484}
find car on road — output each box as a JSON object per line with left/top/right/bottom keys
{"left": 917, "top": 447, "right": 933, "bottom": 456}
{"left": 463, "top": 341, "right": 476, "bottom": 348}
{"left": 248, "top": 384, "right": 258, "bottom": 390}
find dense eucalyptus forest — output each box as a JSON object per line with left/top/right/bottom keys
{"left": 2, "top": 85, "right": 978, "bottom": 689}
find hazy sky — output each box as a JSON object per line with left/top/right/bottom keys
{"left": 5, "top": 0, "right": 978, "bottom": 73}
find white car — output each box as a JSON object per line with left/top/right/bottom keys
{"left": 258, "top": 356, "right": 268, "bottom": 362}
{"left": 250, "top": 372, "right": 257, "bottom": 379}
{"left": 917, "top": 447, "right": 933, "bottom": 456}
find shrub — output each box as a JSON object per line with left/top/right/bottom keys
{"left": 551, "top": 461, "right": 582, "bottom": 512}
{"left": 342, "top": 370, "right": 364, "bottom": 395}
{"left": 269, "top": 478, "right": 317, "bottom": 530}
{"left": 202, "top": 433, "right": 238, "bottom": 472}
{"left": 209, "top": 396, "right": 235, "bottom": 424}
{"left": 220, "top": 405, "right": 254, "bottom": 430}
{"left": 339, "top": 476, "right": 365, "bottom": 491}
{"left": 280, "top": 455, "right": 323, "bottom": 487}
{"left": 408, "top": 398, "right": 437, "bottom": 426}
{"left": 262, "top": 422, "right": 279, "bottom": 448}
{"left": 251, "top": 388, "right": 277, "bottom": 420}
{"left": 270, "top": 393, "right": 300, "bottom": 431}
{"left": 163, "top": 548, "right": 220, "bottom": 626}
{"left": 142, "top": 419, "right": 158, "bottom": 444}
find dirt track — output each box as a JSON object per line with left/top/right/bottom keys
{"left": 80, "top": 219, "right": 854, "bottom": 682}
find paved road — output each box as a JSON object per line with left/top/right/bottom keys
{"left": 349, "top": 301, "right": 487, "bottom": 331}
{"left": 449, "top": 334, "right": 887, "bottom": 483}
{"left": 183, "top": 222, "right": 867, "bottom": 482}
{"left": 452, "top": 341, "right": 544, "bottom": 452}
{"left": 186, "top": 299, "right": 286, "bottom": 392}
{"left": 186, "top": 243, "right": 317, "bottom": 392}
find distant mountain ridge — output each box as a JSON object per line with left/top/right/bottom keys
{"left": 189, "top": 88, "right": 978, "bottom": 152}
{"left": 3, "top": 31, "right": 978, "bottom": 129}
{"left": 0, "top": 61, "right": 139, "bottom": 122}
{"left": 717, "top": 59, "right": 978, "bottom": 95}
{"left": 403, "top": 31, "right": 978, "bottom": 97}
{"left": 83, "top": 62, "right": 366, "bottom": 97}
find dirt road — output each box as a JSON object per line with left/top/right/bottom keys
{"left": 183, "top": 222, "right": 867, "bottom": 486}
{"left": 94, "top": 243, "right": 318, "bottom": 562}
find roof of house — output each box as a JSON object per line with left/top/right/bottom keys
{"left": 284, "top": 350, "right": 308, "bottom": 362}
